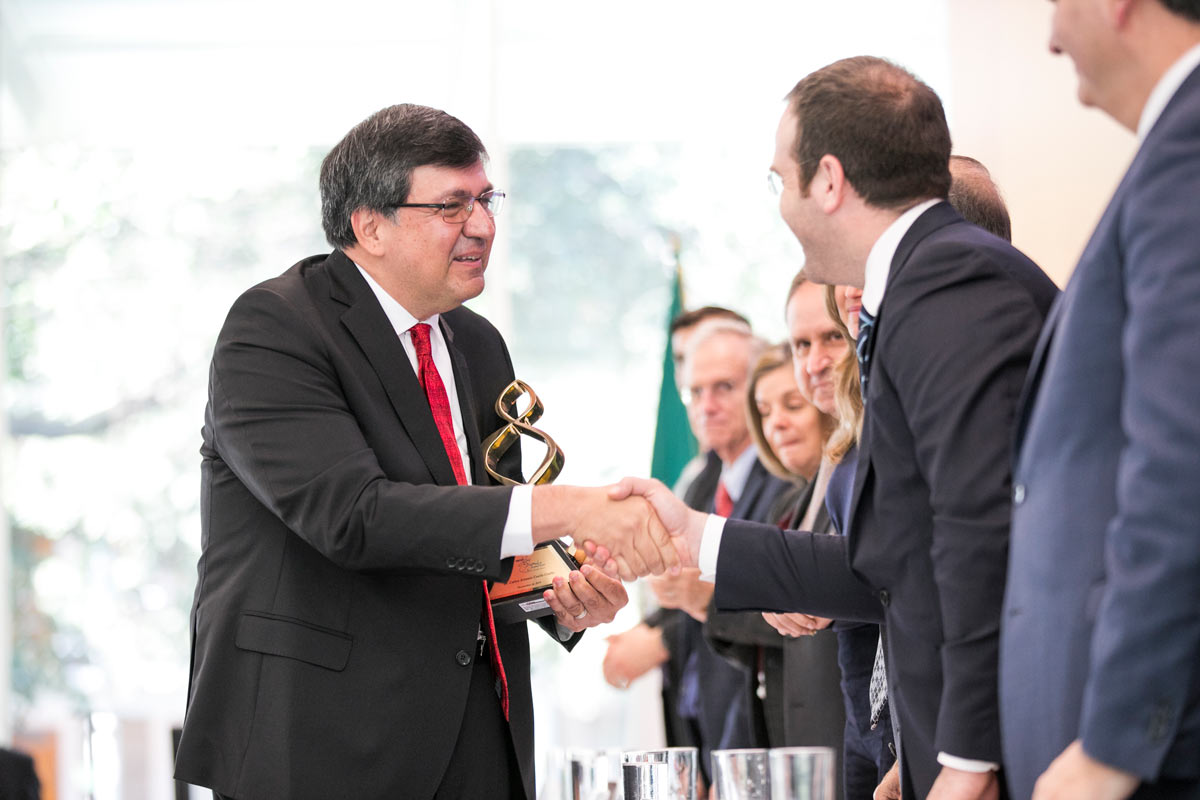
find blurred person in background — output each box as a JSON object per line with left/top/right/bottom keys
{"left": 602, "top": 306, "right": 752, "bottom": 754}
{"left": 704, "top": 341, "right": 847, "bottom": 797}
{"left": 764, "top": 274, "right": 897, "bottom": 800}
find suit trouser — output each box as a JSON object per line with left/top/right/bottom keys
{"left": 214, "top": 655, "right": 523, "bottom": 800}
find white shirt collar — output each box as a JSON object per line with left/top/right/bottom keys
{"left": 861, "top": 198, "right": 942, "bottom": 316}
{"left": 1138, "top": 42, "right": 1200, "bottom": 142}
{"left": 720, "top": 444, "right": 759, "bottom": 503}
{"left": 354, "top": 264, "right": 441, "bottom": 335}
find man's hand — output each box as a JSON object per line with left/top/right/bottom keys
{"left": 874, "top": 760, "right": 901, "bottom": 800}
{"left": 602, "top": 622, "right": 669, "bottom": 689}
{"left": 1031, "top": 741, "right": 1139, "bottom": 800}
{"left": 608, "top": 476, "right": 708, "bottom": 565}
{"left": 542, "top": 563, "right": 629, "bottom": 633}
{"left": 926, "top": 766, "right": 999, "bottom": 800}
{"left": 533, "top": 486, "right": 680, "bottom": 581}
{"left": 650, "top": 569, "right": 714, "bottom": 622}
{"left": 762, "top": 611, "right": 833, "bottom": 637}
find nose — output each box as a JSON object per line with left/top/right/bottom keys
{"left": 462, "top": 198, "right": 495, "bottom": 239}
{"left": 807, "top": 342, "right": 831, "bottom": 377}
{"left": 765, "top": 410, "right": 790, "bottom": 439}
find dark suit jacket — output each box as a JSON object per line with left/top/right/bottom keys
{"left": 0, "top": 748, "right": 39, "bottom": 800}
{"left": 1001, "top": 64, "right": 1200, "bottom": 800}
{"left": 716, "top": 203, "right": 1057, "bottom": 798}
{"left": 174, "top": 250, "right": 573, "bottom": 800}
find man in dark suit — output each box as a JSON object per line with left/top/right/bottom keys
{"left": 1001, "top": 4, "right": 1200, "bottom": 799}
{"left": 172, "top": 104, "right": 678, "bottom": 800}
{"left": 611, "top": 57, "right": 1057, "bottom": 800}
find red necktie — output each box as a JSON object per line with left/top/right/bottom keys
{"left": 714, "top": 479, "right": 734, "bottom": 518}
{"left": 410, "top": 323, "right": 509, "bottom": 720}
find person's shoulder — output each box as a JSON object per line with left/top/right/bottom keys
{"left": 910, "top": 218, "right": 1058, "bottom": 312}
{"left": 234, "top": 252, "right": 333, "bottom": 307}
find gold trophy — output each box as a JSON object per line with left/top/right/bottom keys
{"left": 483, "top": 380, "right": 586, "bottom": 624}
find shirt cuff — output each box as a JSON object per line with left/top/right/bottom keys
{"left": 697, "top": 514, "right": 726, "bottom": 583}
{"left": 500, "top": 484, "right": 535, "bottom": 559}
{"left": 937, "top": 753, "right": 999, "bottom": 773}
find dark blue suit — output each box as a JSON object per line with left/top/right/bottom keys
{"left": 715, "top": 203, "right": 1057, "bottom": 798}
{"left": 1001, "top": 63, "right": 1200, "bottom": 799}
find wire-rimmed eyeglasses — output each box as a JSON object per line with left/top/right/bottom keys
{"left": 393, "top": 190, "right": 506, "bottom": 223}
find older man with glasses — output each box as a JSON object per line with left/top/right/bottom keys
{"left": 173, "top": 103, "right": 678, "bottom": 800}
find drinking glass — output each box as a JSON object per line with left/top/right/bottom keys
{"left": 767, "top": 747, "right": 835, "bottom": 800}
{"left": 621, "top": 747, "right": 698, "bottom": 800}
{"left": 710, "top": 748, "right": 770, "bottom": 800}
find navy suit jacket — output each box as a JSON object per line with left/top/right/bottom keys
{"left": 716, "top": 203, "right": 1056, "bottom": 798}
{"left": 1001, "top": 64, "right": 1200, "bottom": 799}
{"left": 174, "top": 250, "right": 574, "bottom": 800}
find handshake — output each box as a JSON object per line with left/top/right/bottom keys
{"left": 533, "top": 478, "right": 710, "bottom": 582}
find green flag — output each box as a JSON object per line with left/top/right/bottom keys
{"left": 649, "top": 264, "right": 697, "bottom": 486}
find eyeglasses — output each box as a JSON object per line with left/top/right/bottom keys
{"left": 767, "top": 171, "right": 784, "bottom": 196}
{"left": 393, "top": 190, "right": 506, "bottom": 223}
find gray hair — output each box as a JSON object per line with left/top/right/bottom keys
{"left": 682, "top": 318, "right": 767, "bottom": 386}
{"left": 319, "top": 104, "right": 487, "bottom": 249}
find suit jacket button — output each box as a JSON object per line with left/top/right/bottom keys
{"left": 879, "top": 590, "right": 890, "bottom": 606}
{"left": 1013, "top": 483, "right": 1026, "bottom": 505}
{"left": 455, "top": 649, "right": 472, "bottom": 666}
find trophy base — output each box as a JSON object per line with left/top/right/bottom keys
{"left": 489, "top": 540, "right": 583, "bottom": 624}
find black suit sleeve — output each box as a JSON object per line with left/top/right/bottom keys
{"left": 206, "top": 285, "right": 513, "bottom": 577}
{"left": 714, "top": 521, "right": 883, "bottom": 623}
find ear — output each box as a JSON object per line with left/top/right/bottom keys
{"left": 1109, "top": 0, "right": 1134, "bottom": 28}
{"left": 349, "top": 207, "right": 389, "bottom": 257}
{"left": 815, "top": 155, "right": 847, "bottom": 215}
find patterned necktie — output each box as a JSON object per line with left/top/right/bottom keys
{"left": 869, "top": 634, "right": 889, "bottom": 729}
{"left": 410, "top": 323, "right": 509, "bottom": 720}
{"left": 856, "top": 306, "right": 877, "bottom": 403}
{"left": 857, "top": 307, "right": 888, "bottom": 729}
{"left": 714, "top": 479, "right": 734, "bottom": 517}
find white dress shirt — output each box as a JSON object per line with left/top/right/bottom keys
{"left": 1137, "top": 42, "right": 1200, "bottom": 142}
{"left": 356, "top": 264, "right": 533, "bottom": 559}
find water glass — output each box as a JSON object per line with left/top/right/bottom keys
{"left": 767, "top": 747, "right": 835, "bottom": 800}
{"left": 622, "top": 747, "right": 698, "bottom": 800}
{"left": 710, "top": 748, "right": 770, "bottom": 800}
{"left": 563, "top": 747, "right": 621, "bottom": 800}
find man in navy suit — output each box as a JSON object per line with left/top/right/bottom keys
{"left": 611, "top": 57, "right": 1057, "bottom": 800}
{"left": 1001, "top": 3, "right": 1200, "bottom": 799}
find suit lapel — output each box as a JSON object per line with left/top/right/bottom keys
{"left": 1012, "top": 294, "right": 1065, "bottom": 459}
{"left": 730, "top": 459, "right": 766, "bottom": 520}
{"left": 328, "top": 252, "right": 459, "bottom": 486}
{"left": 846, "top": 203, "right": 958, "bottom": 550}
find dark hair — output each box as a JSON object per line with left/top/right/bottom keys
{"left": 785, "top": 56, "right": 952, "bottom": 209}
{"left": 669, "top": 306, "right": 751, "bottom": 336}
{"left": 1161, "top": 0, "right": 1200, "bottom": 22}
{"left": 948, "top": 155, "right": 1013, "bottom": 241}
{"left": 319, "top": 104, "right": 487, "bottom": 249}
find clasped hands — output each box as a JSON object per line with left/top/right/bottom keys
{"left": 548, "top": 477, "right": 706, "bottom": 582}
